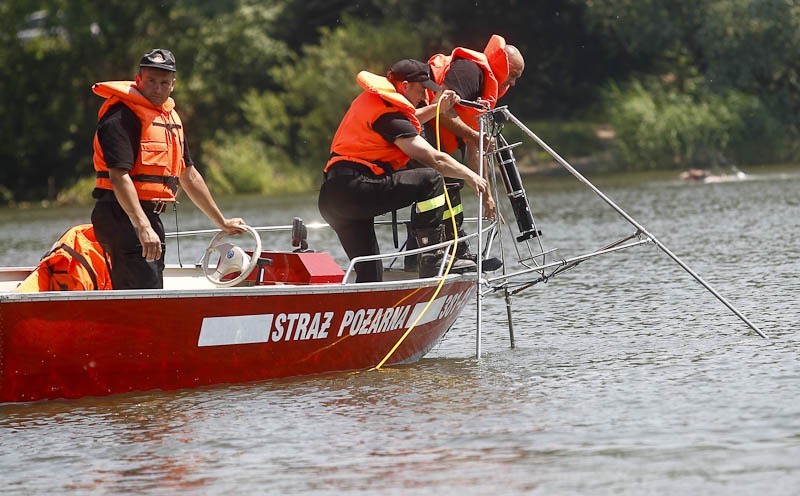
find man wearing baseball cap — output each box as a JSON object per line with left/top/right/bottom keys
{"left": 387, "top": 59, "right": 443, "bottom": 91}
{"left": 318, "top": 59, "right": 493, "bottom": 283}
{"left": 90, "top": 49, "right": 247, "bottom": 289}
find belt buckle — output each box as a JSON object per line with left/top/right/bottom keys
{"left": 152, "top": 200, "right": 166, "bottom": 214}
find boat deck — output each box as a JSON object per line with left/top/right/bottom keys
{"left": 0, "top": 264, "right": 444, "bottom": 294}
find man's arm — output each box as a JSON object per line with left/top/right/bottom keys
{"left": 439, "top": 110, "right": 481, "bottom": 146}
{"left": 179, "top": 166, "right": 246, "bottom": 234}
{"left": 436, "top": 112, "right": 485, "bottom": 171}
{"left": 431, "top": 108, "right": 495, "bottom": 211}
{"left": 395, "top": 135, "right": 495, "bottom": 218}
{"left": 415, "top": 90, "right": 459, "bottom": 125}
{"left": 108, "top": 168, "right": 163, "bottom": 262}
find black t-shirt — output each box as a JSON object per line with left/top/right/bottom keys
{"left": 421, "top": 59, "right": 484, "bottom": 155}
{"left": 96, "top": 103, "right": 141, "bottom": 170}
{"left": 372, "top": 112, "right": 418, "bottom": 143}
{"left": 443, "top": 58, "right": 484, "bottom": 101}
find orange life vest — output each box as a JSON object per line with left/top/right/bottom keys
{"left": 15, "top": 224, "right": 113, "bottom": 292}
{"left": 427, "top": 35, "right": 510, "bottom": 153}
{"left": 92, "top": 81, "right": 186, "bottom": 201}
{"left": 484, "top": 34, "right": 511, "bottom": 99}
{"left": 325, "top": 71, "right": 421, "bottom": 176}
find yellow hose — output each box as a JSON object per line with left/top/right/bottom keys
{"left": 373, "top": 96, "right": 460, "bottom": 370}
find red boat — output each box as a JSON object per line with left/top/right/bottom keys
{"left": 2, "top": 104, "right": 762, "bottom": 403}
{"left": 0, "top": 221, "right": 480, "bottom": 403}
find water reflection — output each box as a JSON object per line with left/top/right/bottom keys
{"left": 2, "top": 167, "right": 800, "bottom": 494}
{"left": 1, "top": 391, "right": 217, "bottom": 492}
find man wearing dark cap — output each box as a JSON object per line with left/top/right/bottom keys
{"left": 90, "top": 49, "right": 247, "bottom": 289}
{"left": 318, "top": 59, "right": 493, "bottom": 283}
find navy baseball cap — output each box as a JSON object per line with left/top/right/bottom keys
{"left": 387, "top": 59, "right": 441, "bottom": 92}
{"left": 139, "top": 49, "right": 176, "bottom": 72}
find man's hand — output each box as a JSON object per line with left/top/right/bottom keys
{"left": 465, "top": 172, "right": 488, "bottom": 196}
{"left": 135, "top": 224, "right": 163, "bottom": 262}
{"left": 464, "top": 173, "right": 495, "bottom": 219}
{"left": 219, "top": 217, "right": 247, "bottom": 235}
{"left": 482, "top": 193, "right": 496, "bottom": 220}
{"left": 435, "top": 89, "right": 460, "bottom": 113}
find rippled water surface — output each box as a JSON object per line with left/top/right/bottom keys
{"left": 1, "top": 167, "right": 798, "bottom": 495}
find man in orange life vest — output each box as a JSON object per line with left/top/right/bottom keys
{"left": 91, "top": 49, "right": 247, "bottom": 289}
{"left": 421, "top": 35, "right": 525, "bottom": 269}
{"left": 428, "top": 35, "right": 524, "bottom": 163}
{"left": 318, "top": 59, "right": 493, "bottom": 283}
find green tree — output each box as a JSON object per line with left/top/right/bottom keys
{"left": 584, "top": 0, "right": 800, "bottom": 167}
{"left": 700, "top": 0, "right": 800, "bottom": 142}
{"left": 1, "top": 0, "right": 176, "bottom": 202}
{"left": 246, "top": 16, "right": 426, "bottom": 170}
{"left": 272, "top": 0, "right": 619, "bottom": 118}
{"left": 605, "top": 81, "right": 776, "bottom": 169}
{"left": 1, "top": 0, "right": 292, "bottom": 203}
{"left": 166, "top": 1, "right": 291, "bottom": 149}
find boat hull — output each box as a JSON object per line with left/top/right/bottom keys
{"left": 1, "top": 279, "right": 476, "bottom": 403}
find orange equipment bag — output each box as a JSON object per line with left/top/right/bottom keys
{"left": 15, "top": 224, "right": 113, "bottom": 292}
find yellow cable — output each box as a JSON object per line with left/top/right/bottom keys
{"left": 373, "top": 95, "right": 460, "bottom": 371}
{"left": 435, "top": 95, "right": 460, "bottom": 277}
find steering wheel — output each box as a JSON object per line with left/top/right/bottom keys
{"left": 201, "top": 225, "right": 262, "bottom": 287}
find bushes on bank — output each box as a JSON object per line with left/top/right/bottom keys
{"left": 201, "top": 133, "right": 314, "bottom": 196}
{"left": 603, "top": 81, "right": 786, "bottom": 170}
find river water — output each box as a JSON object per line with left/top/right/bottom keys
{"left": 1, "top": 166, "right": 798, "bottom": 495}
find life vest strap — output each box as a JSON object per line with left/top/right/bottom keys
{"left": 327, "top": 154, "right": 395, "bottom": 176}
{"left": 152, "top": 122, "right": 182, "bottom": 131}
{"left": 46, "top": 243, "right": 99, "bottom": 291}
{"left": 95, "top": 171, "right": 179, "bottom": 193}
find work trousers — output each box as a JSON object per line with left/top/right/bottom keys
{"left": 406, "top": 160, "right": 465, "bottom": 231}
{"left": 318, "top": 163, "right": 445, "bottom": 283}
{"left": 91, "top": 199, "right": 166, "bottom": 289}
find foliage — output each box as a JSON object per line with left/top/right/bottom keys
{"left": 604, "top": 80, "right": 781, "bottom": 169}
{"left": 0, "top": 0, "right": 179, "bottom": 202}
{"left": 167, "top": 1, "right": 291, "bottom": 143}
{"left": 201, "top": 133, "right": 313, "bottom": 196}
{"left": 2, "top": 0, "right": 800, "bottom": 205}
{"left": 698, "top": 0, "right": 800, "bottom": 141}
{"left": 246, "top": 16, "right": 427, "bottom": 169}
{"left": 55, "top": 175, "right": 95, "bottom": 206}
{"left": 584, "top": 0, "right": 800, "bottom": 144}
{"left": 0, "top": 0, "right": 289, "bottom": 203}
{"left": 500, "top": 119, "right": 610, "bottom": 168}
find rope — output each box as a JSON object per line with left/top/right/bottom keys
{"left": 372, "top": 96, "right": 460, "bottom": 371}
{"left": 173, "top": 201, "right": 183, "bottom": 267}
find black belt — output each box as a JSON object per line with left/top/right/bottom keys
{"left": 324, "top": 164, "right": 371, "bottom": 181}
{"left": 145, "top": 199, "right": 170, "bottom": 214}
{"left": 95, "top": 190, "right": 172, "bottom": 214}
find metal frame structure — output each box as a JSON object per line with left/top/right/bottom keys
{"left": 469, "top": 104, "right": 766, "bottom": 357}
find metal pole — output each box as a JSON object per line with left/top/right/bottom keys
{"left": 502, "top": 109, "right": 768, "bottom": 339}
{"left": 476, "top": 115, "right": 486, "bottom": 358}
{"left": 496, "top": 195, "right": 515, "bottom": 348}
{"left": 488, "top": 139, "right": 516, "bottom": 349}
{"left": 504, "top": 289, "right": 515, "bottom": 348}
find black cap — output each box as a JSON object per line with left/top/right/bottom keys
{"left": 139, "top": 49, "right": 176, "bottom": 72}
{"left": 387, "top": 59, "right": 441, "bottom": 92}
